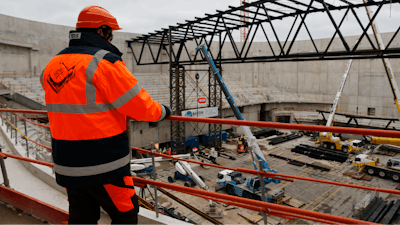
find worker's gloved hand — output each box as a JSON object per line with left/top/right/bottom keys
{"left": 162, "top": 104, "right": 171, "bottom": 119}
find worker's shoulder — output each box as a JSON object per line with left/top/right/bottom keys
{"left": 56, "top": 46, "right": 122, "bottom": 64}
{"left": 103, "top": 52, "right": 122, "bottom": 64}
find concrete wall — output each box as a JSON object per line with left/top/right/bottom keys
{"left": 3, "top": 13, "right": 400, "bottom": 118}
{"left": 2, "top": 13, "right": 400, "bottom": 148}
{"left": 0, "top": 13, "right": 141, "bottom": 77}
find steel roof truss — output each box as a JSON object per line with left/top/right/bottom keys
{"left": 285, "top": 0, "right": 315, "bottom": 56}
{"left": 386, "top": 26, "right": 400, "bottom": 51}
{"left": 351, "top": 2, "right": 384, "bottom": 52}
{"left": 281, "top": 14, "right": 299, "bottom": 55}
{"left": 323, "top": 7, "right": 351, "bottom": 55}
{"left": 350, "top": 7, "right": 377, "bottom": 50}
{"left": 299, "top": 14, "right": 319, "bottom": 54}
{"left": 317, "top": 0, "right": 350, "bottom": 52}
{"left": 260, "top": 23, "right": 277, "bottom": 59}
{"left": 222, "top": 17, "right": 240, "bottom": 58}
{"left": 261, "top": 4, "right": 285, "bottom": 55}
{"left": 240, "top": 4, "right": 261, "bottom": 58}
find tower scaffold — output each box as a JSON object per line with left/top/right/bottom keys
{"left": 240, "top": 0, "right": 249, "bottom": 42}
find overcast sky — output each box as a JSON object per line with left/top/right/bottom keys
{"left": 1, "top": 0, "right": 399, "bottom": 42}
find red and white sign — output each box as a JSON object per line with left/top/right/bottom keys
{"left": 197, "top": 97, "right": 207, "bottom": 107}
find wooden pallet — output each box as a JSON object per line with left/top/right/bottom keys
{"left": 283, "top": 196, "right": 305, "bottom": 208}
{"left": 343, "top": 171, "right": 373, "bottom": 181}
{"left": 376, "top": 151, "right": 397, "bottom": 156}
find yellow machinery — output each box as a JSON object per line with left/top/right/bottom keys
{"left": 352, "top": 154, "right": 400, "bottom": 181}
{"left": 317, "top": 133, "right": 363, "bottom": 153}
{"left": 368, "top": 137, "right": 400, "bottom": 146}
{"left": 315, "top": 58, "right": 363, "bottom": 153}
{"left": 352, "top": 154, "right": 379, "bottom": 172}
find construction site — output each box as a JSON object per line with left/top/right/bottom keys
{"left": 3, "top": 0, "right": 400, "bottom": 224}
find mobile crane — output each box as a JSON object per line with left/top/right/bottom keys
{"left": 315, "top": 59, "right": 363, "bottom": 153}
{"left": 364, "top": 3, "right": 400, "bottom": 117}
{"left": 361, "top": 5, "right": 400, "bottom": 144}
{"left": 197, "top": 45, "right": 284, "bottom": 204}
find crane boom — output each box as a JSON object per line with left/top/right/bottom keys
{"left": 196, "top": 45, "right": 279, "bottom": 179}
{"left": 364, "top": 3, "right": 400, "bottom": 116}
{"left": 325, "top": 59, "right": 353, "bottom": 127}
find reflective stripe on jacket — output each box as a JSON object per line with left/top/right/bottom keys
{"left": 41, "top": 33, "right": 166, "bottom": 141}
{"left": 41, "top": 31, "right": 167, "bottom": 188}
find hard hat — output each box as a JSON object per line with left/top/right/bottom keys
{"left": 76, "top": 6, "right": 122, "bottom": 31}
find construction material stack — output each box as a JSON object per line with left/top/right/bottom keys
{"left": 291, "top": 144, "right": 349, "bottom": 162}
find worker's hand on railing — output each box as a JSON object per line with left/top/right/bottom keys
{"left": 163, "top": 105, "right": 171, "bottom": 119}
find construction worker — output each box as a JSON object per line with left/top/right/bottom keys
{"left": 237, "top": 135, "right": 248, "bottom": 153}
{"left": 40, "top": 6, "right": 170, "bottom": 224}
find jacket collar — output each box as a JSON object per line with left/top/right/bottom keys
{"left": 68, "top": 31, "right": 123, "bottom": 57}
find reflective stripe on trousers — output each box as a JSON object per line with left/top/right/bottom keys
{"left": 53, "top": 152, "right": 131, "bottom": 177}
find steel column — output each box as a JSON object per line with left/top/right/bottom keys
{"left": 170, "top": 26, "right": 186, "bottom": 154}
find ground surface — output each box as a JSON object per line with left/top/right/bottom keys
{"left": 140, "top": 132, "right": 400, "bottom": 224}
{"left": 0, "top": 202, "right": 46, "bottom": 224}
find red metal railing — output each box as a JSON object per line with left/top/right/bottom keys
{"left": 0, "top": 109, "right": 399, "bottom": 137}
{"left": 0, "top": 108, "right": 398, "bottom": 224}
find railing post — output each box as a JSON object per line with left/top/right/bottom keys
{"left": 23, "top": 114, "right": 29, "bottom": 157}
{"left": 0, "top": 106, "right": 3, "bottom": 126}
{"left": 149, "top": 142, "right": 159, "bottom": 217}
{"left": 9, "top": 113, "right": 12, "bottom": 139}
{"left": 14, "top": 114, "right": 17, "bottom": 145}
{"left": 0, "top": 146, "right": 10, "bottom": 187}
{"left": 6, "top": 112, "right": 9, "bottom": 133}
{"left": 258, "top": 160, "right": 268, "bottom": 225}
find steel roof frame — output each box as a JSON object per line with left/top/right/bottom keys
{"left": 127, "top": 0, "right": 400, "bottom": 65}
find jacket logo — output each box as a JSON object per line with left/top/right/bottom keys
{"left": 69, "top": 33, "right": 81, "bottom": 40}
{"left": 47, "top": 62, "right": 76, "bottom": 94}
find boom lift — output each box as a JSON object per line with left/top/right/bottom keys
{"left": 316, "top": 59, "right": 363, "bottom": 153}
{"left": 197, "top": 45, "right": 284, "bottom": 203}
{"left": 168, "top": 161, "right": 221, "bottom": 216}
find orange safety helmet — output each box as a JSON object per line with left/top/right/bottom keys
{"left": 76, "top": 6, "right": 122, "bottom": 31}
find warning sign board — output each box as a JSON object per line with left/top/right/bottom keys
{"left": 197, "top": 97, "right": 207, "bottom": 107}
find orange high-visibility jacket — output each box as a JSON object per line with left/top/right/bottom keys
{"left": 40, "top": 31, "right": 168, "bottom": 188}
{"left": 41, "top": 33, "right": 167, "bottom": 141}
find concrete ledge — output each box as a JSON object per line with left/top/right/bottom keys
{"left": 0, "top": 123, "right": 66, "bottom": 194}
{"left": 0, "top": 37, "right": 39, "bottom": 50}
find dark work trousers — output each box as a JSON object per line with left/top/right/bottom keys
{"left": 67, "top": 176, "right": 139, "bottom": 224}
